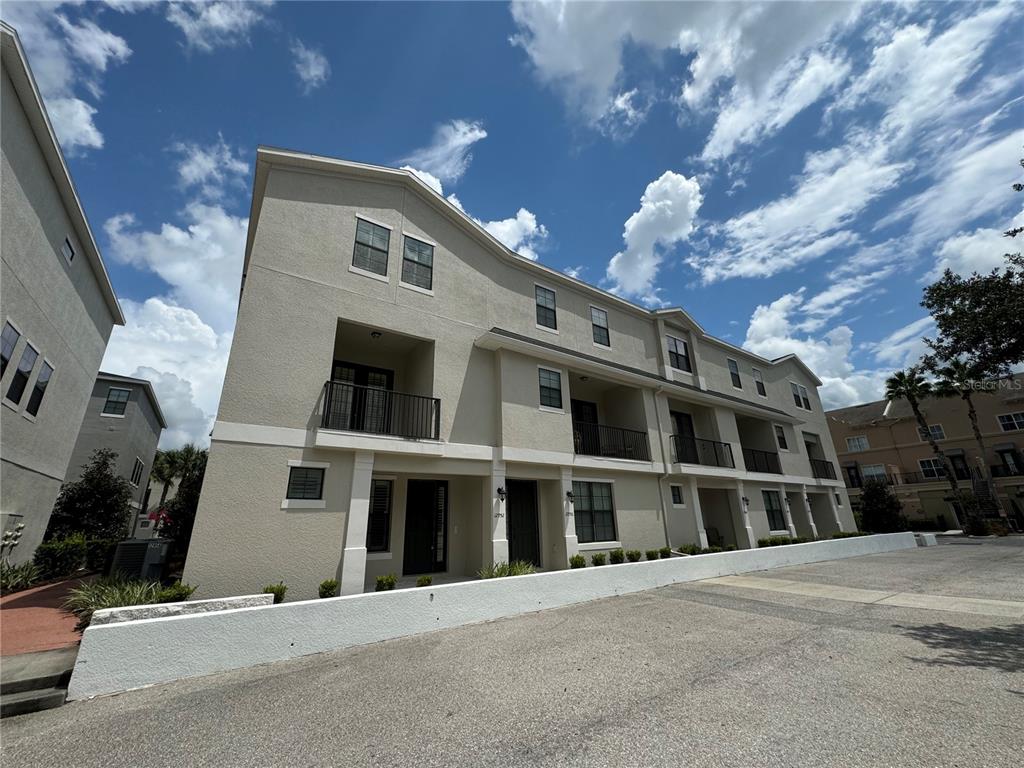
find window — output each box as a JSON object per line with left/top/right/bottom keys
{"left": 401, "top": 236, "right": 434, "bottom": 290}
{"left": 834, "top": 493, "right": 843, "bottom": 507}
{"left": 791, "top": 382, "right": 811, "bottom": 409}
{"left": 286, "top": 467, "right": 324, "bottom": 500}
{"left": 762, "top": 490, "right": 787, "bottom": 532}
{"left": 61, "top": 237, "right": 75, "bottom": 264}
{"left": 25, "top": 361, "right": 53, "bottom": 416}
{"left": 774, "top": 424, "right": 789, "bottom": 451}
{"left": 667, "top": 336, "right": 691, "bottom": 372}
{"left": 1, "top": 322, "right": 20, "bottom": 378}
{"left": 998, "top": 412, "right": 1024, "bottom": 432}
{"left": 919, "top": 458, "right": 945, "bottom": 479}
{"left": 799, "top": 385, "right": 811, "bottom": 410}
{"left": 352, "top": 218, "right": 390, "bottom": 276}
{"left": 591, "top": 307, "right": 609, "bottom": 346}
{"left": 102, "top": 387, "right": 131, "bottom": 415}
{"left": 752, "top": 368, "right": 766, "bottom": 396}
{"left": 366, "top": 479, "right": 393, "bottom": 552}
{"left": 918, "top": 424, "right": 945, "bottom": 441}
{"left": 861, "top": 464, "right": 887, "bottom": 481}
{"left": 535, "top": 285, "right": 557, "bottom": 330}
{"left": 846, "top": 436, "right": 869, "bottom": 452}
{"left": 727, "top": 358, "right": 741, "bottom": 388}
{"left": 670, "top": 485, "right": 684, "bottom": 505}
{"left": 572, "top": 481, "right": 616, "bottom": 543}
{"left": 538, "top": 368, "right": 563, "bottom": 409}
{"left": 5, "top": 344, "right": 38, "bottom": 405}
{"left": 130, "top": 458, "right": 144, "bottom": 487}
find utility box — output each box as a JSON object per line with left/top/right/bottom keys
{"left": 110, "top": 539, "right": 170, "bottom": 580}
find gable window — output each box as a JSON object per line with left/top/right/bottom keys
{"left": 774, "top": 424, "right": 789, "bottom": 451}
{"left": 1, "top": 322, "right": 20, "bottom": 378}
{"left": 918, "top": 424, "right": 945, "bottom": 441}
{"left": 535, "top": 285, "right": 557, "bottom": 330}
{"left": 667, "top": 336, "right": 691, "bottom": 372}
{"left": 791, "top": 382, "right": 811, "bottom": 410}
{"left": 591, "top": 307, "right": 609, "bottom": 347}
{"left": 670, "top": 485, "right": 684, "bottom": 505}
{"left": 401, "top": 236, "right": 434, "bottom": 290}
{"left": 366, "top": 479, "right": 393, "bottom": 552}
{"left": 102, "top": 387, "right": 131, "bottom": 415}
{"left": 538, "top": 367, "right": 563, "bottom": 409}
{"left": 762, "top": 490, "right": 787, "bottom": 532}
{"left": 799, "top": 385, "right": 811, "bottom": 410}
{"left": 727, "top": 358, "right": 741, "bottom": 388}
{"left": 25, "top": 361, "right": 53, "bottom": 417}
{"left": 572, "top": 481, "right": 616, "bottom": 543}
{"left": 919, "top": 457, "right": 945, "bottom": 479}
{"left": 352, "top": 218, "right": 390, "bottom": 276}
{"left": 130, "top": 458, "right": 144, "bottom": 487}
{"left": 998, "top": 412, "right": 1024, "bottom": 432}
{"left": 286, "top": 466, "right": 324, "bottom": 500}
{"left": 61, "top": 237, "right": 75, "bottom": 264}
{"left": 5, "top": 343, "right": 38, "bottom": 405}
{"left": 846, "top": 435, "right": 869, "bottom": 452}
{"left": 752, "top": 368, "right": 766, "bottom": 396}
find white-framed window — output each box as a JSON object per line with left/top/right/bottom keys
{"left": 25, "top": 360, "right": 53, "bottom": 417}
{"left": 352, "top": 217, "right": 390, "bottom": 276}
{"left": 762, "top": 490, "right": 787, "bottom": 532}
{"left": 997, "top": 412, "right": 1024, "bottom": 432}
{"left": 5, "top": 343, "right": 38, "bottom": 405}
{"left": 130, "top": 457, "right": 144, "bottom": 487}
{"left": 401, "top": 235, "right": 434, "bottom": 291}
{"left": 1, "top": 320, "right": 21, "bottom": 378}
{"left": 846, "top": 435, "right": 869, "bottom": 452}
{"left": 667, "top": 336, "right": 691, "bottom": 372}
{"left": 590, "top": 306, "right": 610, "bottom": 347}
{"left": 572, "top": 481, "right": 616, "bottom": 543}
{"left": 918, "top": 424, "right": 945, "bottom": 441}
{"left": 919, "top": 457, "right": 945, "bottom": 479}
{"left": 538, "top": 366, "right": 563, "bottom": 410}
{"left": 727, "top": 358, "right": 741, "bottom": 388}
{"left": 535, "top": 284, "right": 557, "bottom": 331}
{"left": 752, "top": 368, "right": 766, "bottom": 397}
{"left": 670, "top": 485, "right": 685, "bottom": 506}
{"left": 773, "top": 424, "right": 789, "bottom": 451}
{"left": 834, "top": 492, "right": 843, "bottom": 507}
{"left": 281, "top": 460, "right": 330, "bottom": 509}
{"left": 102, "top": 387, "right": 131, "bottom": 415}
{"left": 861, "top": 464, "right": 887, "bottom": 481}
{"left": 61, "top": 237, "right": 75, "bottom": 264}
{"left": 790, "top": 382, "right": 812, "bottom": 410}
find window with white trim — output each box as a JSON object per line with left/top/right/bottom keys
{"left": 402, "top": 236, "right": 434, "bottom": 290}
{"left": 352, "top": 218, "right": 390, "bottom": 276}
{"left": 572, "top": 481, "right": 616, "bottom": 543}
{"left": 998, "top": 412, "right": 1024, "bottom": 432}
{"left": 861, "top": 464, "right": 887, "bottom": 481}
{"left": 130, "top": 457, "right": 144, "bottom": 486}
{"left": 1, "top": 322, "right": 20, "bottom": 378}
{"left": 5, "top": 343, "right": 38, "bottom": 405}
{"left": 667, "top": 336, "right": 691, "bottom": 372}
{"left": 25, "top": 361, "right": 53, "bottom": 416}
{"left": 538, "top": 368, "right": 562, "bottom": 409}
{"left": 535, "top": 285, "right": 557, "bottom": 330}
{"left": 752, "top": 368, "right": 766, "bottom": 396}
{"left": 61, "top": 237, "right": 75, "bottom": 264}
{"left": 670, "top": 485, "right": 684, "bottom": 505}
{"left": 846, "top": 435, "right": 869, "bottom": 452}
{"left": 790, "top": 382, "right": 812, "bottom": 410}
{"left": 919, "top": 457, "right": 945, "bottom": 479}
{"left": 727, "top": 358, "right": 741, "bottom": 388}
{"left": 774, "top": 424, "right": 789, "bottom": 451}
{"left": 918, "top": 424, "right": 945, "bottom": 441}
{"left": 762, "top": 490, "right": 786, "bottom": 532}
{"left": 286, "top": 467, "right": 324, "bottom": 500}
{"left": 591, "top": 307, "right": 609, "bottom": 346}
{"left": 102, "top": 387, "right": 131, "bottom": 415}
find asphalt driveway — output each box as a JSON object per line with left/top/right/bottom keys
{"left": 2, "top": 538, "right": 1022, "bottom": 767}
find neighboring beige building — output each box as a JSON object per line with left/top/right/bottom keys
{"left": 183, "top": 148, "right": 853, "bottom": 600}
{"left": 0, "top": 23, "right": 125, "bottom": 563}
{"left": 827, "top": 373, "right": 1024, "bottom": 530}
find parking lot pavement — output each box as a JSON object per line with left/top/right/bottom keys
{"left": 2, "top": 539, "right": 1021, "bottom": 768}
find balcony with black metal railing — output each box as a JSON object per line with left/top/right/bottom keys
{"left": 320, "top": 380, "right": 440, "bottom": 440}
{"left": 671, "top": 435, "right": 735, "bottom": 468}
{"left": 991, "top": 464, "right": 1024, "bottom": 478}
{"left": 572, "top": 421, "right": 651, "bottom": 462}
{"left": 809, "top": 458, "right": 837, "bottom": 480}
{"left": 742, "top": 447, "right": 782, "bottom": 474}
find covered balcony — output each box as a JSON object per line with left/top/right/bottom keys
{"left": 802, "top": 432, "right": 837, "bottom": 479}
{"left": 736, "top": 415, "right": 782, "bottom": 474}
{"left": 666, "top": 398, "right": 735, "bottom": 469}
{"left": 567, "top": 373, "right": 651, "bottom": 462}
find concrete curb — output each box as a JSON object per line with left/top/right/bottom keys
{"left": 68, "top": 532, "right": 916, "bottom": 700}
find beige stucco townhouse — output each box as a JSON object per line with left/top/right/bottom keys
{"left": 183, "top": 147, "right": 855, "bottom": 600}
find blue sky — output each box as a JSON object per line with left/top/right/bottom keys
{"left": 3, "top": 1, "right": 1022, "bottom": 446}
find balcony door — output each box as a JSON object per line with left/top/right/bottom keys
{"left": 402, "top": 479, "right": 448, "bottom": 575}
{"left": 330, "top": 361, "right": 394, "bottom": 434}
{"left": 506, "top": 480, "right": 541, "bottom": 567}
{"left": 671, "top": 411, "right": 698, "bottom": 463}
{"left": 571, "top": 399, "right": 600, "bottom": 456}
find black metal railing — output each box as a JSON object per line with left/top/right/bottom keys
{"left": 891, "top": 470, "right": 949, "bottom": 485}
{"left": 572, "top": 421, "right": 651, "bottom": 461}
{"left": 320, "top": 380, "right": 440, "bottom": 440}
{"left": 991, "top": 464, "right": 1024, "bottom": 478}
{"left": 742, "top": 447, "right": 782, "bottom": 474}
{"left": 671, "top": 435, "right": 735, "bottom": 468}
{"left": 809, "top": 458, "right": 837, "bottom": 480}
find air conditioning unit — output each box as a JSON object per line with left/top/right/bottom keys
{"left": 110, "top": 539, "right": 170, "bottom": 580}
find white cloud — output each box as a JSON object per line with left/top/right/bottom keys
{"left": 563, "top": 265, "right": 585, "bottom": 279}
{"left": 165, "top": 0, "right": 272, "bottom": 52}
{"left": 45, "top": 97, "right": 104, "bottom": 151}
{"left": 597, "top": 89, "right": 651, "bottom": 139}
{"left": 401, "top": 166, "right": 443, "bottom": 195}
{"left": 290, "top": 39, "right": 330, "bottom": 94}
{"left": 864, "top": 316, "right": 935, "bottom": 367}
{"left": 929, "top": 208, "right": 1024, "bottom": 279}
{"left": 171, "top": 134, "right": 249, "bottom": 199}
{"left": 55, "top": 15, "right": 131, "bottom": 83}
{"left": 606, "top": 171, "right": 702, "bottom": 302}
{"left": 400, "top": 120, "right": 488, "bottom": 185}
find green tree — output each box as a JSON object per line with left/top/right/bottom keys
{"left": 929, "top": 359, "right": 993, "bottom": 486}
{"left": 858, "top": 480, "right": 908, "bottom": 533}
{"left": 156, "top": 446, "right": 207, "bottom": 552}
{"left": 149, "top": 449, "right": 180, "bottom": 509}
{"left": 47, "top": 449, "right": 132, "bottom": 540}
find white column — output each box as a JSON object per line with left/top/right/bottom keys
{"left": 688, "top": 476, "right": 709, "bottom": 549}
{"left": 488, "top": 460, "right": 509, "bottom": 565}
{"left": 779, "top": 483, "right": 798, "bottom": 538}
{"left": 801, "top": 484, "right": 819, "bottom": 539}
{"left": 561, "top": 467, "right": 579, "bottom": 564}
{"left": 340, "top": 451, "right": 374, "bottom": 595}
{"left": 827, "top": 488, "right": 844, "bottom": 532}
{"left": 734, "top": 480, "right": 757, "bottom": 549}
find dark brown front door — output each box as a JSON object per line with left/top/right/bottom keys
{"left": 571, "top": 399, "right": 600, "bottom": 456}
{"left": 671, "top": 410, "right": 697, "bottom": 463}
{"left": 402, "top": 480, "right": 448, "bottom": 575}
{"left": 506, "top": 480, "right": 540, "bottom": 567}
{"left": 329, "top": 361, "right": 394, "bottom": 433}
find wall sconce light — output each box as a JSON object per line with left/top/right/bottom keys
{"left": 496, "top": 486, "right": 506, "bottom": 502}
{"left": 566, "top": 490, "right": 575, "bottom": 503}
{"left": 741, "top": 496, "right": 750, "bottom": 506}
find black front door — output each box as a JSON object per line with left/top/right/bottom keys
{"left": 571, "top": 399, "right": 600, "bottom": 456}
{"left": 671, "top": 410, "right": 698, "bottom": 463}
{"left": 330, "top": 361, "right": 394, "bottom": 434}
{"left": 403, "top": 479, "right": 448, "bottom": 575}
{"left": 506, "top": 479, "right": 541, "bottom": 567}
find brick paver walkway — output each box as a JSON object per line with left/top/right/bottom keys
{"left": 1, "top": 577, "right": 87, "bottom": 656}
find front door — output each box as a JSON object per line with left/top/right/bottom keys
{"left": 571, "top": 399, "right": 600, "bottom": 456}
{"left": 506, "top": 480, "right": 541, "bottom": 567}
{"left": 330, "top": 361, "right": 394, "bottom": 434}
{"left": 950, "top": 455, "right": 971, "bottom": 480}
{"left": 671, "top": 410, "right": 697, "bottom": 463}
{"left": 402, "top": 479, "right": 448, "bottom": 575}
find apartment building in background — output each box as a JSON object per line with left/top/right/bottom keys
{"left": 827, "top": 373, "right": 1024, "bottom": 530}
{"left": 0, "top": 23, "right": 125, "bottom": 563}
{"left": 66, "top": 372, "right": 166, "bottom": 539}
{"left": 183, "top": 148, "right": 853, "bottom": 600}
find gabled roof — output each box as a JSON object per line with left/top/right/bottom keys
{"left": 0, "top": 22, "right": 124, "bottom": 325}
{"left": 246, "top": 145, "right": 822, "bottom": 386}
{"left": 97, "top": 371, "right": 167, "bottom": 429}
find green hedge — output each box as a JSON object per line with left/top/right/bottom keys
{"left": 33, "top": 534, "right": 87, "bottom": 579}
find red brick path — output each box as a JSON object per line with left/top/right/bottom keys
{"left": 0, "top": 577, "right": 87, "bottom": 656}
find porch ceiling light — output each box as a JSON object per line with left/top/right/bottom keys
{"left": 370, "top": 331, "right": 382, "bottom": 339}
{"left": 496, "top": 486, "right": 506, "bottom": 502}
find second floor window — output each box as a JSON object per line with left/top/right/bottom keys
{"left": 998, "top": 412, "right": 1024, "bottom": 432}
{"left": 591, "top": 307, "right": 609, "bottom": 346}
{"left": 538, "top": 368, "right": 562, "bottom": 409}
{"left": 402, "top": 236, "right": 434, "bottom": 290}
{"left": 25, "top": 361, "right": 53, "bottom": 417}
{"left": 667, "top": 336, "right": 691, "bottom": 372}
{"left": 791, "top": 382, "right": 812, "bottom": 410}
{"left": 774, "top": 425, "right": 788, "bottom": 450}
{"left": 670, "top": 485, "right": 684, "bottom": 505}
{"left": 5, "top": 344, "right": 38, "bottom": 405}
{"left": 919, "top": 458, "right": 945, "bottom": 479}
{"left": 846, "top": 436, "right": 869, "bottom": 452}
{"left": 918, "top": 424, "right": 945, "bottom": 441}
{"left": 861, "top": 463, "right": 887, "bottom": 481}
{"left": 1, "top": 322, "right": 20, "bottom": 378}
{"left": 535, "top": 285, "right": 557, "bottom": 330}
{"left": 352, "top": 218, "right": 390, "bottom": 276}
{"left": 286, "top": 467, "right": 324, "bottom": 500}
{"left": 727, "top": 358, "right": 741, "bottom": 388}
{"left": 752, "top": 368, "right": 766, "bottom": 396}
{"left": 366, "top": 479, "right": 393, "bottom": 552}
{"left": 130, "top": 458, "right": 144, "bottom": 486}
{"left": 102, "top": 387, "right": 131, "bottom": 415}
{"left": 762, "top": 490, "right": 787, "bottom": 531}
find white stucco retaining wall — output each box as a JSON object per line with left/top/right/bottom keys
{"left": 68, "top": 533, "right": 916, "bottom": 700}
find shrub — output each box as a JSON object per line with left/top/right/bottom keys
{"left": 33, "top": 534, "right": 87, "bottom": 579}
{"left": 757, "top": 536, "right": 812, "bottom": 548}
{"left": 478, "top": 561, "right": 537, "bottom": 579}
{"left": 830, "top": 531, "right": 867, "bottom": 539}
{"left": 47, "top": 449, "right": 132, "bottom": 541}
{"left": 416, "top": 575, "right": 432, "bottom": 587}
{"left": 0, "top": 560, "right": 41, "bottom": 594}
{"left": 568, "top": 554, "right": 587, "bottom": 569}
{"left": 263, "top": 582, "right": 288, "bottom": 603}
{"left": 705, "top": 545, "right": 724, "bottom": 554}
{"left": 85, "top": 538, "right": 118, "bottom": 573}
{"left": 859, "top": 480, "right": 908, "bottom": 533}
{"left": 609, "top": 548, "right": 625, "bottom": 564}
{"left": 645, "top": 549, "right": 660, "bottom": 561}
{"left": 375, "top": 574, "right": 398, "bottom": 591}
{"left": 626, "top": 549, "right": 642, "bottom": 562}
{"left": 659, "top": 546, "right": 672, "bottom": 559}
{"left": 318, "top": 579, "right": 340, "bottom": 598}
{"left": 591, "top": 552, "right": 607, "bottom": 566}
{"left": 677, "top": 544, "right": 700, "bottom": 556}
{"left": 156, "top": 581, "right": 196, "bottom": 603}
{"left": 63, "top": 576, "right": 161, "bottom": 631}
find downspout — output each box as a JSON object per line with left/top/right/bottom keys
{"left": 653, "top": 386, "right": 673, "bottom": 549}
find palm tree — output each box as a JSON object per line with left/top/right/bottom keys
{"left": 149, "top": 449, "right": 180, "bottom": 509}
{"left": 931, "top": 360, "right": 989, "bottom": 477}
